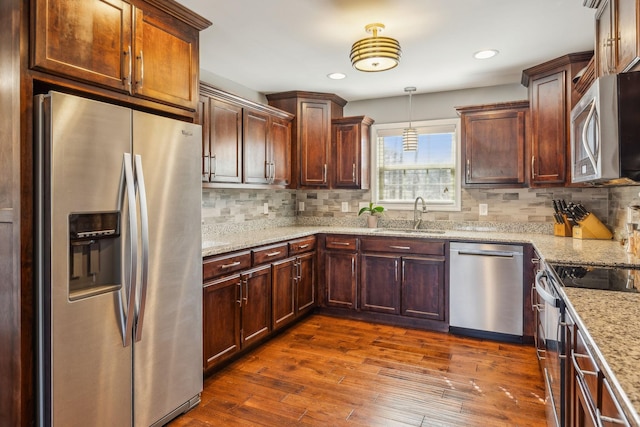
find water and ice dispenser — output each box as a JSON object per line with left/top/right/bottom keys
{"left": 68, "top": 212, "right": 121, "bottom": 300}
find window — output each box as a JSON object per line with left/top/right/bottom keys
{"left": 371, "top": 118, "right": 461, "bottom": 211}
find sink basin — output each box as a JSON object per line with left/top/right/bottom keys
{"left": 373, "top": 228, "right": 446, "bottom": 235}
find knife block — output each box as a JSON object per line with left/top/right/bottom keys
{"left": 554, "top": 214, "right": 573, "bottom": 237}
{"left": 572, "top": 213, "right": 613, "bottom": 240}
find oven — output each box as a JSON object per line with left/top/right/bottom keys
{"left": 533, "top": 260, "right": 566, "bottom": 427}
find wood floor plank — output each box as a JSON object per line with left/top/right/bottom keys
{"left": 169, "top": 314, "right": 545, "bottom": 426}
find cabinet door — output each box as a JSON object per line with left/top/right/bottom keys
{"left": 243, "top": 109, "right": 270, "bottom": 184}
{"left": 32, "top": 0, "right": 132, "bottom": 92}
{"left": 270, "top": 116, "right": 292, "bottom": 186}
{"left": 299, "top": 100, "right": 331, "bottom": 187}
{"left": 401, "top": 257, "right": 445, "bottom": 321}
{"left": 296, "top": 251, "right": 316, "bottom": 314}
{"left": 334, "top": 121, "right": 361, "bottom": 188}
{"left": 360, "top": 254, "right": 400, "bottom": 314}
{"left": 203, "top": 275, "right": 241, "bottom": 370}
{"left": 530, "top": 71, "right": 566, "bottom": 186}
{"left": 596, "top": 0, "right": 615, "bottom": 76}
{"left": 272, "top": 258, "right": 296, "bottom": 331}
{"left": 132, "top": 6, "right": 199, "bottom": 109}
{"left": 325, "top": 252, "right": 357, "bottom": 309}
{"left": 208, "top": 98, "right": 243, "bottom": 183}
{"left": 616, "top": 0, "right": 640, "bottom": 72}
{"left": 240, "top": 265, "right": 272, "bottom": 347}
{"left": 463, "top": 109, "right": 526, "bottom": 185}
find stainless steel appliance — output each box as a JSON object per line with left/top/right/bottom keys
{"left": 533, "top": 261, "right": 565, "bottom": 427}
{"left": 449, "top": 242, "right": 524, "bottom": 342}
{"left": 35, "top": 91, "right": 202, "bottom": 426}
{"left": 570, "top": 71, "right": 640, "bottom": 185}
{"left": 535, "top": 261, "right": 639, "bottom": 427}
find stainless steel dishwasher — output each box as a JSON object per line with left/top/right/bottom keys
{"left": 449, "top": 242, "right": 524, "bottom": 342}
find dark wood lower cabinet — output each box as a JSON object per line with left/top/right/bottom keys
{"left": 401, "top": 256, "right": 445, "bottom": 321}
{"left": 360, "top": 254, "right": 400, "bottom": 314}
{"left": 239, "top": 265, "right": 272, "bottom": 346}
{"left": 272, "top": 251, "right": 317, "bottom": 331}
{"left": 296, "top": 251, "right": 316, "bottom": 314}
{"left": 203, "top": 274, "right": 241, "bottom": 370}
{"left": 325, "top": 251, "right": 357, "bottom": 309}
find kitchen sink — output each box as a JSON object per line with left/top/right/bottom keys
{"left": 372, "top": 228, "right": 446, "bottom": 235}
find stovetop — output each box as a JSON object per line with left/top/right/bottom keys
{"left": 550, "top": 264, "right": 639, "bottom": 293}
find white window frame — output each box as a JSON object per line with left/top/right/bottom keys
{"left": 370, "top": 118, "right": 462, "bottom": 212}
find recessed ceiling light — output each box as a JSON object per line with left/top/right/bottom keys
{"left": 473, "top": 49, "right": 499, "bottom": 60}
{"left": 327, "top": 72, "right": 347, "bottom": 80}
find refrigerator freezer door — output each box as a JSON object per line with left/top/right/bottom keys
{"left": 131, "top": 111, "right": 203, "bottom": 426}
{"left": 44, "top": 92, "right": 133, "bottom": 426}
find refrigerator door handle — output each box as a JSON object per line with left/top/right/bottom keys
{"left": 119, "top": 153, "right": 138, "bottom": 347}
{"left": 134, "top": 154, "right": 150, "bottom": 342}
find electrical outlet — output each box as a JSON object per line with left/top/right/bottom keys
{"left": 341, "top": 202, "right": 349, "bottom": 212}
{"left": 298, "top": 201, "right": 305, "bottom": 212}
{"left": 263, "top": 202, "right": 269, "bottom": 214}
{"left": 479, "top": 203, "right": 488, "bottom": 216}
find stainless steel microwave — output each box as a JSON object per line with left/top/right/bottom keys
{"left": 570, "top": 71, "right": 640, "bottom": 185}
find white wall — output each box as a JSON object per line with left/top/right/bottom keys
{"left": 344, "top": 83, "right": 528, "bottom": 123}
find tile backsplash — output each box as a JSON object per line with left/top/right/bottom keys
{"left": 202, "top": 185, "right": 640, "bottom": 240}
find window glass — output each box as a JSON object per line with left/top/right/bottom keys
{"left": 372, "top": 119, "right": 461, "bottom": 211}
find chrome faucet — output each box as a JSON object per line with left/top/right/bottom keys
{"left": 413, "top": 196, "right": 426, "bottom": 229}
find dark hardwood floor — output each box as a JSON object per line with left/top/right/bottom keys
{"left": 170, "top": 314, "right": 546, "bottom": 426}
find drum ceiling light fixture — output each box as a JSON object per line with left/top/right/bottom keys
{"left": 350, "top": 23, "right": 401, "bottom": 72}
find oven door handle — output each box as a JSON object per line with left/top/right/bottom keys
{"left": 581, "top": 100, "right": 599, "bottom": 173}
{"left": 534, "top": 270, "right": 560, "bottom": 307}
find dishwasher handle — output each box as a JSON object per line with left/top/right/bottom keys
{"left": 534, "top": 270, "right": 560, "bottom": 307}
{"left": 454, "top": 249, "right": 521, "bottom": 258}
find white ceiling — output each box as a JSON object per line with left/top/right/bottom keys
{"left": 178, "top": 0, "right": 597, "bottom": 102}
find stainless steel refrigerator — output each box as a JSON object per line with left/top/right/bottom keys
{"left": 35, "top": 91, "right": 202, "bottom": 426}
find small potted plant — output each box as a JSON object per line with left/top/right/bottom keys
{"left": 358, "top": 202, "right": 385, "bottom": 228}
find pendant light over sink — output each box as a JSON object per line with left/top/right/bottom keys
{"left": 403, "top": 87, "right": 418, "bottom": 151}
{"left": 350, "top": 23, "right": 401, "bottom": 72}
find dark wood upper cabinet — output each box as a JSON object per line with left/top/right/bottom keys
{"left": 205, "top": 97, "right": 243, "bottom": 183}
{"left": 131, "top": 5, "right": 199, "bottom": 109}
{"left": 32, "top": 0, "right": 209, "bottom": 111}
{"left": 200, "top": 84, "right": 293, "bottom": 188}
{"left": 332, "top": 116, "right": 374, "bottom": 189}
{"left": 522, "top": 52, "right": 593, "bottom": 187}
{"left": 457, "top": 101, "right": 529, "bottom": 187}
{"left": 267, "top": 91, "right": 355, "bottom": 189}
{"left": 596, "top": 0, "right": 640, "bottom": 76}
{"left": 32, "top": 0, "right": 133, "bottom": 92}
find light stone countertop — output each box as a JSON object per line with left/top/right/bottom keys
{"left": 202, "top": 225, "right": 640, "bottom": 423}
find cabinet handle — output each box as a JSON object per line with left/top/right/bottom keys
{"left": 211, "top": 154, "right": 217, "bottom": 178}
{"left": 296, "top": 259, "right": 301, "bottom": 280}
{"left": 466, "top": 159, "right": 470, "bottom": 181}
{"left": 351, "top": 257, "right": 355, "bottom": 275}
{"left": 323, "top": 164, "right": 327, "bottom": 184}
{"left": 389, "top": 245, "right": 411, "bottom": 250}
{"left": 352, "top": 163, "right": 356, "bottom": 183}
{"left": 125, "top": 46, "right": 133, "bottom": 94}
{"left": 203, "top": 155, "right": 210, "bottom": 177}
{"left": 266, "top": 251, "right": 281, "bottom": 257}
{"left": 531, "top": 156, "right": 536, "bottom": 179}
{"left": 220, "top": 261, "right": 241, "bottom": 269}
{"left": 136, "top": 50, "right": 144, "bottom": 89}
{"left": 270, "top": 161, "right": 275, "bottom": 183}
{"left": 395, "top": 259, "right": 399, "bottom": 282}
{"left": 298, "top": 244, "right": 309, "bottom": 249}
{"left": 332, "top": 242, "right": 351, "bottom": 246}
{"left": 243, "top": 279, "right": 249, "bottom": 304}
{"left": 236, "top": 282, "right": 242, "bottom": 306}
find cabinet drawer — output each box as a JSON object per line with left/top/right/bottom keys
{"left": 289, "top": 236, "right": 316, "bottom": 255}
{"left": 361, "top": 237, "right": 444, "bottom": 256}
{"left": 325, "top": 235, "right": 358, "bottom": 251}
{"left": 203, "top": 251, "right": 251, "bottom": 280}
{"left": 253, "top": 243, "right": 288, "bottom": 265}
